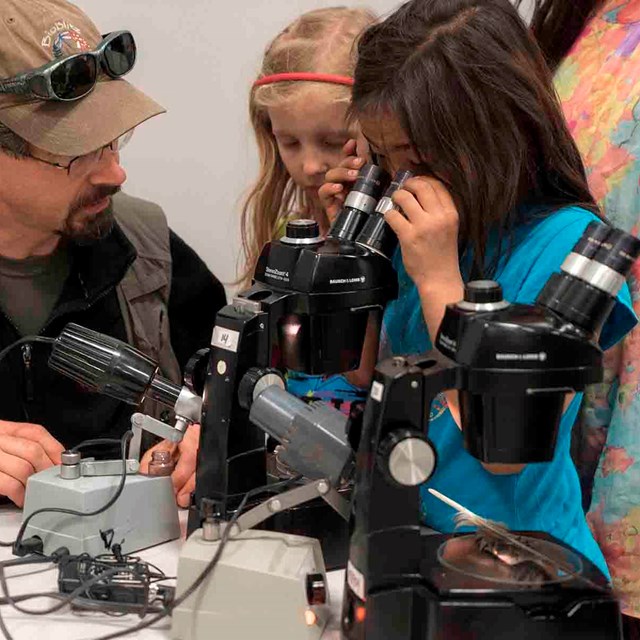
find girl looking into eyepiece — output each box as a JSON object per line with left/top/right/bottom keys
{"left": 321, "top": 0, "right": 637, "bottom": 576}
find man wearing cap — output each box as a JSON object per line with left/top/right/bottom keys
{"left": 0, "top": 0, "right": 226, "bottom": 508}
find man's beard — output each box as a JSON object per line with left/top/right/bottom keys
{"left": 61, "top": 186, "right": 121, "bottom": 245}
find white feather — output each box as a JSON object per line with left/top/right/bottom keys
{"left": 427, "top": 487, "right": 602, "bottom": 589}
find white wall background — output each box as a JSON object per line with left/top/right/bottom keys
{"left": 76, "top": 0, "right": 534, "bottom": 297}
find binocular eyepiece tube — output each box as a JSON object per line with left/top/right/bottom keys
{"left": 327, "top": 164, "right": 389, "bottom": 243}
{"left": 538, "top": 222, "right": 640, "bottom": 336}
{"left": 355, "top": 170, "right": 414, "bottom": 260}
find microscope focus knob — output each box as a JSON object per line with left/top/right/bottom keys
{"left": 281, "top": 219, "right": 323, "bottom": 245}
{"left": 465, "top": 280, "right": 503, "bottom": 304}
{"left": 238, "top": 367, "right": 286, "bottom": 410}
{"left": 184, "top": 348, "right": 211, "bottom": 396}
{"left": 378, "top": 429, "right": 436, "bottom": 487}
{"left": 456, "top": 280, "right": 510, "bottom": 312}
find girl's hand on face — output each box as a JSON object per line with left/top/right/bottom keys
{"left": 318, "top": 139, "right": 366, "bottom": 223}
{"left": 387, "top": 176, "right": 462, "bottom": 294}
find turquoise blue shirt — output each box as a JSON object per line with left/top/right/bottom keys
{"left": 286, "top": 372, "right": 367, "bottom": 415}
{"left": 381, "top": 206, "right": 637, "bottom": 577}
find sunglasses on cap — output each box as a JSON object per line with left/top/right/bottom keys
{"left": 0, "top": 31, "right": 136, "bottom": 102}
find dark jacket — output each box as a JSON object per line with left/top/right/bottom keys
{"left": 0, "top": 198, "right": 226, "bottom": 449}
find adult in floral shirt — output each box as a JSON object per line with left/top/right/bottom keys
{"left": 525, "top": 1, "right": 640, "bottom": 636}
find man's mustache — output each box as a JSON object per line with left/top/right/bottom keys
{"left": 74, "top": 185, "right": 122, "bottom": 212}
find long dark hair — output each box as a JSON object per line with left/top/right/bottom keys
{"left": 352, "top": 0, "right": 597, "bottom": 275}
{"left": 519, "top": 0, "right": 607, "bottom": 71}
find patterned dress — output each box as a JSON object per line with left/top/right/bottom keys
{"left": 555, "top": 0, "right": 640, "bottom": 616}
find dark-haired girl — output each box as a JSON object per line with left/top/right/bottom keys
{"left": 321, "top": 0, "right": 636, "bottom": 577}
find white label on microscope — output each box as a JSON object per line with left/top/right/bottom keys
{"left": 212, "top": 326, "right": 240, "bottom": 352}
{"left": 329, "top": 275, "right": 366, "bottom": 285}
{"left": 265, "top": 266, "right": 290, "bottom": 283}
{"left": 438, "top": 333, "right": 457, "bottom": 351}
{"left": 347, "top": 561, "right": 366, "bottom": 601}
{"left": 370, "top": 381, "right": 384, "bottom": 402}
{"left": 495, "top": 352, "right": 547, "bottom": 362}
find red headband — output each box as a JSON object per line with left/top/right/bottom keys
{"left": 254, "top": 72, "right": 354, "bottom": 87}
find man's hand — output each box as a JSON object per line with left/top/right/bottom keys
{"left": 140, "top": 424, "right": 200, "bottom": 508}
{"left": 0, "top": 421, "right": 65, "bottom": 507}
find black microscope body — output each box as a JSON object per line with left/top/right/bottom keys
{"left": 187, "top": 166, "right": 405, "bottom": 568}
{"left": 342, "top": 223, "right": 640, "bottom": 639}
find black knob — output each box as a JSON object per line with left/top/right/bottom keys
{"left": 238, "top": 367, "right": 286, "bottom": 410}
{"left": 285, "top": 219, "right": 320, "bottom": 240}
{"left": 184, "top": 348, "right": 210, "bottom": 397}
{"left": 464, "top": 280, "right": 504, "bottom": 304}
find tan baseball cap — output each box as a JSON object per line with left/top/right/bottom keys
{"left": 0, "top": 0, "right": 165, "bottom": 157}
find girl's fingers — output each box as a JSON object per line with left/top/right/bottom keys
{"left": 324, "top": 166, "right": 359, "bottom": 184}
{"left": 402, "top": 177, "right": 442, "bottom": 218}
{"left": 392, "top": 188, "right": 425, "bottom": 225}
{"left": 343, "top": 138, "right": 358, "bottom": 157}
{"left": 426, "top": 177, "right": 458, "bottom": 217}
{"left": 384, "top": 208, "right": 411, "bottom": 239}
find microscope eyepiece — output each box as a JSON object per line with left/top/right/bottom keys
{"left": 328, "top": 163, "right": 389, "bottom": 242}
{"left": 537, "top": 223, "right": 640, "bottom": 336}
{"left": 355, "top": 170, "right": 414, "bottom": 259}
{"left": 591, "top": 227, "right": 640, "bottom": 286}
{"left": 350, "top": 163, "right": 389, "bottom": 200}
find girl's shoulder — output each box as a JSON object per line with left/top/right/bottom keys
{"left": 514, "top": 204, "right": 600, "bottom": 249}
{"left": 499, "top": 205, "right": 599, "bottom": 288}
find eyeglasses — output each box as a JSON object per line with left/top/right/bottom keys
{"left": 0, "top": 31, "right": 136, "bottom": 102}
{"left": 27, "top": 129, "right": 134, "bottom": 176}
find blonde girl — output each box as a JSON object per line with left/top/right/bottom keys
{"left": 238, "top": 7, "right": 376, "bottom": 290}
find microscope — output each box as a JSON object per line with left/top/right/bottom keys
{"left": 341, "top": 222, "right": 640, "bottom": 640}
{"left": 19, "top": 164, "right": 398, "bottom": 561}
{"left": 185, "top": 166, "right": 407, "bottom": 566}
{"left": 171, "top": 167, "right": 415, "bottom": 640}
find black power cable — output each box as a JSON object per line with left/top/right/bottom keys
{"left": 85, "top": 475, "right": 303, "bottom": 640}
{"left": 70, "top": 439, "right": 124, "bottom": 453}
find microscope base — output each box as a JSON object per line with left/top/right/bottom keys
{"left": 343, "top": 532, "right": 622, "bottom": 640}
{"left": 171, "top": 528, "right": 329, "bottom": 640}
{"left": 21, "top": 466, "right": 180, "bottom": 556}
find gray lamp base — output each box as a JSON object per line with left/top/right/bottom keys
{"left": 21, "top": 466, "right": 180, "bottom": 556}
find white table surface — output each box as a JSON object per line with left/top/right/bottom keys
{"left": 0, "top": 505, "right": 345, "bottom": 640}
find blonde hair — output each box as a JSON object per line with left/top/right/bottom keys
{"left": 237, "top": 6, "right": 376, "bottom": 289}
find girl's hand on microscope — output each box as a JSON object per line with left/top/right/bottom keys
{"left": 388, "top": 176, "right": 462, "bottom": 301}
{"left": 319, "top": 138, "right": 365, "bottom": 224}
{"left": 140, "top": 424, "right": 200, "bottom": 508}
{"left": 0, "top": 420, "right": 64, "bottom": 507}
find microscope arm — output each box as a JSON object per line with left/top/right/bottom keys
{"left": 203, "top": 478, "right": 351, "bottom": 542}
{"left": 128, "top": 385, "right": 203, "bottom": 461}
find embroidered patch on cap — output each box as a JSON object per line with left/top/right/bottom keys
{"left": 41, "top": 20, "right": 89, "bottom": 57}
